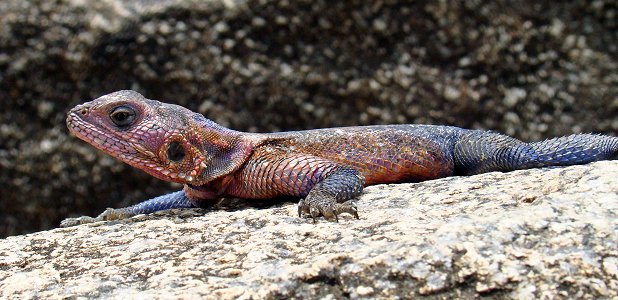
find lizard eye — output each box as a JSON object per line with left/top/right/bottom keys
{"left": 167, "top": 141, "right": 186, "bottom": 162}
{"left": 109, "top": 105, "right": 136, "bottom": 127}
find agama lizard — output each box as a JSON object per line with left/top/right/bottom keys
{"left": 61, "top": 90, "right": 618, "bottom": 226}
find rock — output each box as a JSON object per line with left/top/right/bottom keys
{"left": 1, "top": 161, "right": 616, "bottom": 299}
{"left": 1, "top": 0, "right": 617, "bottom": 236}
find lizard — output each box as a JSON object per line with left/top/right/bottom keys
{"left": 61, "top": 90, "right": 618, "bottom": 226}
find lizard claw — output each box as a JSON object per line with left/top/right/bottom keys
{"left": 298, "top": 200, "right": 305, "bottom": 217}
{"left": 297, "top": 197, "right": 358, "bottom": 222}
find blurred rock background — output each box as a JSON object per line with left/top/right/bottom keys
{"left": 0, "top": 0, "right": 616, "bottom": 237}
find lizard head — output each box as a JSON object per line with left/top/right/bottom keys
{"left": 67, "top": 90, "right": 251, "bottom": 186}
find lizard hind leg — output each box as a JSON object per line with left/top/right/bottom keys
{"left": 297, "top": 167, "right": 365, "bottom": 222}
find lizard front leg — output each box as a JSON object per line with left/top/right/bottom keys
{"left": 298, "top": 166, "right": 365, "bottom": 222}
{"left": 232, "top": 147, "right": 366, "bottom": 222}
{"left": 60, "top": 190, "right": 199, "bottom": 227}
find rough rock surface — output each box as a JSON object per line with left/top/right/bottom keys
{"left": 1, "top": 0, "right": 617, "bottom": 236}
{"left": 1, "top": 161, "right": 617, "bottom": 299}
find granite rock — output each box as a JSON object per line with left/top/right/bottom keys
{"left": 1, "top": 161, "right": 617, "bottom": 299}
{"left": 0, "top": 0, "right": 616, "bottom": 236}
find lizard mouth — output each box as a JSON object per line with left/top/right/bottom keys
{"left": 65, "top": 107, "right": 169, "bottom": 181}
{"left": 67, "top": 109, "right": 138, "bottom": 160}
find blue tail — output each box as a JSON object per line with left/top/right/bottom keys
{"left": 528, "top": 134, "right": 618, "bottom": 166}
{"left": 453, "top": 131, "right": 618, "bottom": 175}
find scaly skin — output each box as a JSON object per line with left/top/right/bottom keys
{"left": 61, "top": 90, "right": 618, "bottom": 226}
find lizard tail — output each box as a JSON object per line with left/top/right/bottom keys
{"left": 453, "top": 130, "right": 618, "bottom": 175}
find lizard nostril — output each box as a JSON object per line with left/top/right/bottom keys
{"left": 80, "top": 107, "right": 88, "bottom": 115}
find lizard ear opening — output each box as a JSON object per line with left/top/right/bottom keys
{"left": 167, "top": 141, "right": 186, "bottom": 162}
{"left": 155, "top": 136, "right": 206, "bottom": 183}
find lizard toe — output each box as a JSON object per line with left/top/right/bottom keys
{"left": 98, "top": 207, "right": 135, "bottom": 221}
{"left": 309, "top": 206, "right": 322, "bottom": 223}
{"left": 334, "top": 201, "right": 359, "bottom": 219}
{"left": 298, "top": 194, "right": 357, "bottom": 222}
{"left": 60, "top": 216, "right": 99, "bottom": 227}
{"left": 298, "top": 198, "right": 310, "bottom": 217}
{"left": 316, "top": 204, "right": 339, "bottom": 222}
{"left": 60, "top": 207, "right": 137, "bottom": 228}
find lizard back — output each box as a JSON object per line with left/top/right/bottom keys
{"left": 263, "top": 125, "right": 463, "bottom": 185}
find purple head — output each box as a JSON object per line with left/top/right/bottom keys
{"left": 67, "top": 90, "right": 231, "bottom": 185}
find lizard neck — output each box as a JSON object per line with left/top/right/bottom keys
{"left": 191, "top": 115, "right": 266, "bottom": 185}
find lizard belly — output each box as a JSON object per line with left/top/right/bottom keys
{"left": 222, "top": 148, "right": 342, "bottom": 199}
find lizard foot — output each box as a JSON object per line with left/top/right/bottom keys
{"left": 60, "top": 208, "right": 135, "bottom": 227}
{"left": 60, "top": 216, "right": 100, "bottom": 227}
{"left": 297, "top": 197, "right": 359, "bottom": 223}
